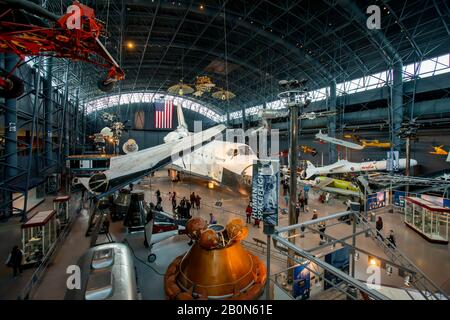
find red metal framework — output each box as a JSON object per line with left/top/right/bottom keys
{"left": 0, "top": 0, "right": 124, "bottom": 97}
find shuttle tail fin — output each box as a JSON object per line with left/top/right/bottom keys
{"left": 177, "top": 104, "right": 187, "bottom": 129}
{"left": 302, "top": 161, "right": 316, "bottom": 179}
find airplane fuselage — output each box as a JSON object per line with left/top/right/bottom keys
{"left": 171, "top": 140, "right": 257, "bottom": 194}
{"left": 304, "top": 158, "right": 418, "bottom": 179}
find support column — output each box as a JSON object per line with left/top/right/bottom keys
{"left": 23, "top": 58, "right": 42, "bottom": 221}
{"left": 73, "top": 88, "right": 79, "bottom": 154}
{"left": 392, "top": 61, "right": 403, "bottom": 154}
{"left": 82, "top": 100, "right": 86, "bottom": 152}
{"left": 287, "top": 103, "right": 298, "bottom": 282}
{"left": 226, "top": 109, "right": 230, "bottom": 126}
{"left": 328, "top": 80, "right": 337, "bottom": 163}
{"left": 4, "top": 53, "right": 18, "bottom": 179}
{"left": 60, "top": 63, "right": 70, "bottom": 192}
{"left": 4, "top": 53, "right": 18, "bottom": 216}
{"left": 43, "top": 57, "right": 53, "bottom": 168}
{"left": 242, "top": 106, "right": 246, "bottom": 131}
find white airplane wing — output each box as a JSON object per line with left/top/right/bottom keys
{"left": 80, "top": 124, "right": 226, "bottom": 193}
{"left": 315, "top": 130, "right": 364, "bottom": 150}
{"left": 314, "top": 177, "right": 334, "bottom": 188}
{"left": 107, "top": 124, "right": 225, "bottom": 180}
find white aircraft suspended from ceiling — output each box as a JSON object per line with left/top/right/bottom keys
{"left": 315, "top": 130, "right": 364, "bottom": 150}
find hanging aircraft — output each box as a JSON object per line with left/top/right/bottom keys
{"left": 300, "top": 110, "right": 337, "bottom": 120}
{"left": 429, "top": 145, "right": 448, "bottom": 155}
{"left": 300, "top": 145, "right": 318, "bottom": 156}
{"left": 360, "top": 140, "right": 391, "bottom": 148}
{"left": 280, "top": 167, "right": 361, "bottom": 197}
{"left": 275, "top": 145, "right": 318, "bottom": 157}
{"left": 300, "top": 159, "right": 418, "bottom": 179}
{"left": 315, "top": 130, "right": 364, "bottom": 150}
{"left": 304, "top": 176, "right": 361, "bottom": 197}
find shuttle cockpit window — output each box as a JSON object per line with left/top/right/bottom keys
{"left": 226, "top": 148, "right": 239, "bottom": 157}
{"left": 226, "top": 146, "right": 255, "bottom": 157}
{"left": 238, "top": 145, "right": 254, "bottom": 156}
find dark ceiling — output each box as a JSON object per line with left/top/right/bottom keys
{"left": 46, "top": 0, "right": 450, "bottom": 115}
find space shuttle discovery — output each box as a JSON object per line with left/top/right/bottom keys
{"left": 301, "top": 159, "right": 418, "bottom": 179}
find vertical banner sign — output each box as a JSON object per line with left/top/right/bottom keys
{"left": 251, "top": 159, "right": 279, "bottom": 226}
{"left": 386, "top": 151, "right": 399, "bottom": 171}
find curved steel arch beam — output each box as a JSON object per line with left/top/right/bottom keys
{"left": 335, "top": 0, "right": 402, "bottom": 64}
{"left": 83, "top": 90, "right": 226, "bottom": 116}
{"left": 121, "top": 0, "right": 333, "bottom": 82}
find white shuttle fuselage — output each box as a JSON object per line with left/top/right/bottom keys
{"left": 171, "top": 140, "right": 257, "bottom": 187}
{"left": 302, "top": 159, "right": 418, "bottom": 179}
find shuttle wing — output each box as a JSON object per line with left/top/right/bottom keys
{"left": 80, "top": 124, "right": 226, "bottom": 195}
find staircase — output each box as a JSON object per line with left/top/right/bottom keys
{"left": 354, "top": 211, "right": 449, "bottom": 300}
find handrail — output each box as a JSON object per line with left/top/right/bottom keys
{"left": 272, "top": 235, "right": 389, "bottom": 300}
{"left": 354, "top": 211, "right": 449, "bottom": 300}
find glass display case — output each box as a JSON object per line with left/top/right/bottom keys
{"left": 21, "top": 210, "right": 57, "bottom": 266}
{"left": 404, "top": 197, "right": 449, "bottom": 244}
{"left": 53, "top": 195, "right": 71, "bottom": 227}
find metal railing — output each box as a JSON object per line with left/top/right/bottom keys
{"left": 354, "top": 210, "right": 449, "bottom": 300}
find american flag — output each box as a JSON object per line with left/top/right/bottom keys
{"left": 154, "top": 99, "right": 174, "bottom": 129}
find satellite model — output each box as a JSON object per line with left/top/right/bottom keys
{"left": 122, "top": 139, "right": 139, "bottom": 154}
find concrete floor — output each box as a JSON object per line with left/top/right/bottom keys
{"left": 1, "top": 170, "right": 449, "bottom": 299}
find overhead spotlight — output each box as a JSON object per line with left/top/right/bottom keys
{"left": 354, "top": 252, "right": 360, "bottom": 261}
{"left": 404, "top": 274, "right": 411, "bottom": 286}
{"left": 369, "top": 258, "right": 378, "bottom": 266}
{"left": 200, "top": 4, "right": 204, "bottom": 10}
{"left": 386, "top": 265, "right": 393, "bottom": 276}
{"left": 127, "top": 41, "right": 134, "bottom": 49}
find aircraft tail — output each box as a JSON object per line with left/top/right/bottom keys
{"left": 301, "top": 161, "right": 316, "bottom": 179}
{"left": 177, "top": 104, "right": 187, "bottom": 129}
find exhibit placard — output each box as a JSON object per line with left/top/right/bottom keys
{"left": 251, "top": 159, "right": 279, "bottom": 226}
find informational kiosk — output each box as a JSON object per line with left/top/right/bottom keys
{"left": 404, "top": 197, "right": 449, "bottom": 244}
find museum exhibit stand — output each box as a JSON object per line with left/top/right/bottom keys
{"left": 53, "top": 195, "right": 71, "bottom": 227}
{"left": 21, "top": 210, "right": 58, "bottom": 265}
{"left": 404, "top": 197, "right": 449, "bottom": 244}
